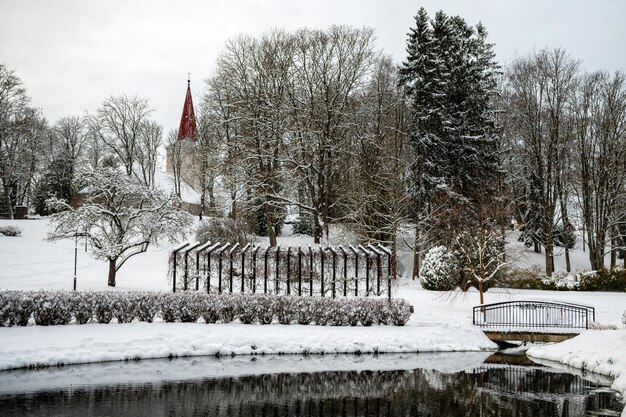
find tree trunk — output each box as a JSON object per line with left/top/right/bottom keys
{"left": 267, "top": 209, "right": 277, "bottom": 247}
{"left": 610, "top": 231, "right": 617, "bottom": 270}
{"left": 412, "top": 223, "right": 420, "bottom": 280}
{"left": 313, "top": 213, "right": 322, "bottom": 244}
{"left": 107, "top": 258, "right": 117, "bottom": 287}
{"left": 545, "top": 244, "right": 553, "bottom": 277}
{"left": 391, "top": 222, "right": 398, "bottom": 279}
{"left": 478, "top": 280, "right": 484, "bottom": 305}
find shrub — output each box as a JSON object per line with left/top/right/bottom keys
{"left": 578, "top": 269, "right": 626, "bottom": 291}
{"left": 623, "top": 311, "right": 626, "bottom": 326}
{"left": 134, "top": 292, "right": 160, "bottom": 323}
{"left": 292, "top": 216, "right": 314, "bottom": 236}
{"left": 498, "top": 266, "right": 626, "bottom": 292}
{"left": 0, "top": 291, "right": 34, "bottom": 326}
{"left": 93, "top": 292, "right": 115, "bottom": 324}
{"left": 377, "top": 300, "right": 391, "bottom": 325}
{"left": 389, "top": 299, "right": 412, "bottom": 326}
{"left": 255, "top": 295, "right": 275, "bottom": 324}
{"left": 276, "top": 296, "right": 298, "bottom": 325}
{"left": 113, "top": 292, "right": 136, "bottom": 323}
{"left": 68, "top": 292, "right": 94, "bottom": 324}
{"left": 0, "top": 290, "right": 415, "bottom": 327}
{"left": 236, "top": 294, "right": 257, "bottom": 324}
{"left": 160, "top": 293, "right": 179, "bottom": 323}
{"left": 33, "top": 291, "right": 72, "bottom": 326}
{"left": 553, "top": 223, "right": 576, "bottom": 249}
{"left": 179, "top": 293, "right": 205, "bottom": 323}
{"left": 219, "top": 295, "right": 237, "bottom": 323}
{"left": 0, "top": 225, "right": 22, "bottom": 237}
{"left": 201, "top": 295, "right": 220, "bottom": 323}
{"left": 311, "top": 297, "right": 333, "bottom": 325}
{"left": 419, "top": 246, "right": 460, "bottom": 291}
{"left": 195, "top": 217, "right": 250, "bottom": 247}
{"left": 357, "top": 299, "right": 376, "bottom": 326}
{"left": 296, "top": 298, "right": 313, "bottom": 325}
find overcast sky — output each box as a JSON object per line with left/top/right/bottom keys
{"left": 1, "top": 0, "right": 625, "bottom": 134}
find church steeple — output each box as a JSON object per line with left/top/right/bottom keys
{"left": 177, "top": 74, "right": 198, "bottom": 141}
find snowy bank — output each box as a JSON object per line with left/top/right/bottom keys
{"left": 0, "top": 352, "right": 493, "bottom": 395}
{"left": 0, "top": 322, "right": 496, "bottom": 370}
{"left": 527, "top": 330, "right": 626, "bottom": 414}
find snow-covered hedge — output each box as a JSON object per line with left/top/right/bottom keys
{"left": 0, "top": 290, "right": 413, "bottom": 327}
{"left": 0, "top": 225, "right": 22, "bottom": 237}
{"left": 500, "top": 267, "right": 626, "bottom": 292}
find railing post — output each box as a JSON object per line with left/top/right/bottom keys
{"left": 171, "top": 242, "right": 190, "bottom": 293}
{"left": 275, "top": 246, "right": 280, "bottom": 294}
{"left": 228, "top": 243, "right": 239, "bottom": 293}
{"left": 241, "top": 243, "right": 250, "bottom": 293}
{"left": 217, "top": 243, "right": 230, "bottom": 294}
{"left": 320, "top": 246, "right": 325, "bottom": 297}
{"left": 339, "top": 246, "right": 347, "bottom": 297}
{"left": 308, "top": 246, "right": 313, "bottom": 297}
{"left": 205, "top": 242, "right": 220, "bottom": 294}
{"left": 286, "top": 247, "right": 291, "bottom": 295}
{"left": 252, "top": 246, "right": 260, "bottom": 294}
{"left": 349, "top": 245, "right": 358, "bottom": 296}
{"left": 368, "top": 244, "right": 382, "bottom": 296}
{"left": 329, "top": 246, "right": 337, "bottom": 299}
{"left": 264, "top": 247, "right": 269, "bottom": 294}
{"left": 298, "top": 246, "right": 302, "bottom": 296}
{"left": 195, "top": 241, "right": 213, "bottom": 292}
{"left": 376, "top": 244, "right": 392, "bottom": 300}
{"left": 358, "top": 245, "right": 370, "bottom": 296}
{"left": 183, "top": 242, "right": 201, "bottom": 291}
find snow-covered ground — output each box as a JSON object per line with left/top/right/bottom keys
{"left": 1, "top": 218, "right": 625, "bottom": 412}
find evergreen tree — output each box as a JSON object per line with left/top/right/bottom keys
{"left": 399, "top": 9, "right": 501, "bottom": 248}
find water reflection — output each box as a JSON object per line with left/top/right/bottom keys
{"left": 0, "top": 354, "right": 622, "bottom": 417}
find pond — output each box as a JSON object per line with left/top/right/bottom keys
{"left": 0, "top": 352, "right": 622, "bottom": 417}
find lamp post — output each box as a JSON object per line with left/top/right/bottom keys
{"left": 73, "top": 232, "right": 78, "bottom": 291}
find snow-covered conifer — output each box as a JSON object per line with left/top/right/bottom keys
{"left": 419, "top": 246, "right": 460, "bottom": 291}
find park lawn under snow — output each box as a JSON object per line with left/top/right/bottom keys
{"left": 1, "top": 218, "right": 626, "bottom": 409}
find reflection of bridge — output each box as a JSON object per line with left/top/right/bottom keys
{"left": 473, "top": 301, "right": 595, "bottom": 343}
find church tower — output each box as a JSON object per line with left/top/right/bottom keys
{"left": 166, "top": 76, "right": 199, "bottom": 182}
{"left": 177, "top": 75, "right": 198, "bottom": 141}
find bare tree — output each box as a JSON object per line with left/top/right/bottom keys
{"left": 571, "top": 71, "right": 626, "bottom": 270}
{"left": 506, "top": 49, "right": 578, "bottom": 276}
{"left": 88, "top": 94, "right": 158, "bottom": 184}
{"left": 135, "top": 120, "right": 162, "bottom": 188}
{"left": 344, "top": 57, "right": 410, "bottom": 277}
{"left": 286, "top": 26, "right": 378, "bottom": 243}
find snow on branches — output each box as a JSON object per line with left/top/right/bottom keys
{"left": 47, "top": 167, "right": 192, "bottom": 286}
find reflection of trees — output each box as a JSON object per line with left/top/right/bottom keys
{"left": 1, "top": 366, "right": 622, "bottom": 417}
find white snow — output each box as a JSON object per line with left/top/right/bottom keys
{"left": 527, "top": 330, "right": 626, "bottom": 416}
{"left": 0, "top": 322, "right": 494, "bottom": 371}
{"left": 1, "top": 217, "right": 625, "bottom": 413}
{"left": 0, "top": 352, "right": 492, "bottom": 395}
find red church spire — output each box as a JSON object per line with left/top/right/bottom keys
{"left": 177, "top": 75, "right": 198, "bottom": 141}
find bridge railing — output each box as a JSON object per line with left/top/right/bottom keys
{"left": 473, "top": 300, "right": 595, "bottom": 330}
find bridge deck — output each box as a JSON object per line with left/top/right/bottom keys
{"left": 473, "top": 300, "right": 594, "bottom": 344}
{"left": 482, "top": 330, "right": 579, "bottom": 343}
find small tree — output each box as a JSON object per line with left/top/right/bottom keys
{"left": 47, "top": 167, "right": 192, "bottom": 287}
{"left": 455, "top": 228, "right": 507, "bottom": 304}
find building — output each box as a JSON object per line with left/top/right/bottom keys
{"left": 165, "top": 77, "right": 203, "bottom": 216}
